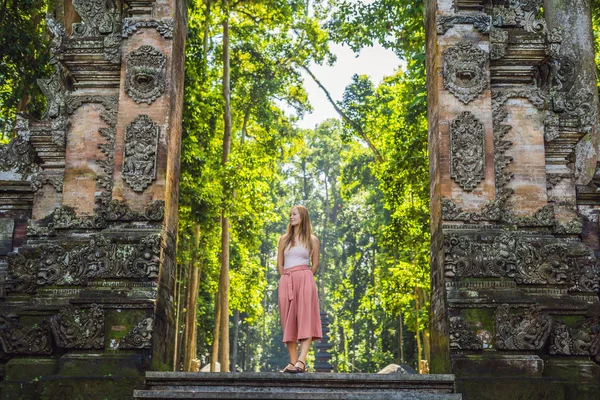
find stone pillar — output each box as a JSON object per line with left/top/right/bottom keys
{"left": 0, "top": 0, "right": 186, "bottom": 397}
{"left": 426, "top": 0, "right": 600, "bottom": 398}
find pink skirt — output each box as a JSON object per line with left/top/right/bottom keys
{"left": 278, "top": 265, "right": 322, "bottom": 343}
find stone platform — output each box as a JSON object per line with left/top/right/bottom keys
{"left": 133, "top": 372, "right": 462, "bottom": 399}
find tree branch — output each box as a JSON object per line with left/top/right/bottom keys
{"left": 299, "top": 64, "right": 383, "bottom": 162}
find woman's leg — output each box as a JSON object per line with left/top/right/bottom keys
{"left": 287, "top": 341, "right": 298, "bottom": 364}
{"left": 296, "top": 337, "right": 311, "bottom": 368}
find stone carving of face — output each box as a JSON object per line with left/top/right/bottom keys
{"left": 443, "top": 42, "right": 487, "bottom": 104}
{"left": 125, "top": 46, "right": 167, "bottom": 104}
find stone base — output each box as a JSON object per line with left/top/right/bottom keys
{"left": 57, "top": 352, "right": 150, "bottom": 377}
{"left": 1, "top": 376, "right": 144, "bottom": 400}
{"left": 455, "top": 377, "right": 565, "bottom": 400}
{"left": 0, "top": 354, "right": 148, "bottom": 399}
{"left": 544, "top": 359, "right": 600, "bottom": 400}
{"left": 451, "top": 354, "right": 543, "bottom": 378}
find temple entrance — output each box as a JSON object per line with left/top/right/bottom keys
{"left": 0, "top": 1, "right": 599, "bottom": 399}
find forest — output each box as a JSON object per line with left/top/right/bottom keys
{"left": 2, "top": 0, "right": 600, "bottom": 374}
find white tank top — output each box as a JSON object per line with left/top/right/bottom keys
{"left": 283, "top": 244, "right": 310, "bottom": 269}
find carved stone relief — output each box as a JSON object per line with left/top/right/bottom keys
{"left": 0, "top": 314, "right": 53, "bottom": 355}
{"left": 7, "top": 234, "right": 162, "bottom": 292}
{"left": 50, "top": 304, "right": 105, "bottom": 349}
{"left": 444, "top": 232, "right": 600, "bottom": 289}
{"left": 125, "top": 46, "right": 166, "bottom": 104}
{"left": 442, "top": 198, "right": 501, "bottom": 223}
{"left": 122, "top": 115, "right": 160, "bottom": 192}
{"left": 450, "top": 112, "right": 485, "bottom": 191}
{"left": 449, "top": 317, "right": 483, "bottom": 350}
{"left": 437, "top": 14, "right": 491, "bottom": 35}
{"left": 119, "top": 315, "right": 153, "bottom": 349}
{"left": 30, "top": 174, "right": 64, "bottom": 193}
{"left": 37, "top": 67, "right": 67, "bottom": 120}
{"left": 443, "top": 42, "right": 487, "bottom": 104}
{"left": 26, "top": 200, "right": 165, "bottom": 237}
{"left": 71, "top": 0, "right": 122, "bottom": 63}
{"left": 490, "top": 28, "right": 508, "bottom": 60}
{"left": 491, "top": 0, "right": 546, "bottom": 34}
{"left": 0, "top": 117, "right": 38, "bottom": 175}
{"left": 106, "top": 199, "right": 165, "bottom": 222}
{"left": 494, "top": 304, "right": 551, "bottom": 350}
{"left": 122, "top": 19, "right": 174, "bottom": 39}
{"left": 549, "top": 319, "right": 600, "bottom": 361}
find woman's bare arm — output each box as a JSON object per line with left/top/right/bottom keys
{"left": 277, "top": 237, "right": 285, "bottom": 276}
{"left": 311, "top": 235, "right": 320, "bottom": 275}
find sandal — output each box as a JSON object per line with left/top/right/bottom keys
{"left": 280, "top": 363, "right": 295, "bottom": 373}
{"left": 288, "top": 360, "right": 306, "bottom": 373}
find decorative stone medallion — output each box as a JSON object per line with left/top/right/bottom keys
{"left": 443, "top": 42, "right": 487, "bottom": 104}
{"left": 125, "top": 45, "right": 166, "bottom": 104}
{"left": 119, "top": 316, "right": 153, "bottom": 349}
{"left": 450, "top": 111, "right": 485, "bottom": 191}
{"left": 122, "top": 115, "right": 159, "bottom": 192}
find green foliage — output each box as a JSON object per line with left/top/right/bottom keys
{"left": 0, "top": 0, "right": 50, "bottom": 139}
{"left": 176, "top": 0, "right": 432, "bottom": 372}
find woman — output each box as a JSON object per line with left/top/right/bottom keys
{"left": 277, "top": 205, "right": 322, "bottom": 373}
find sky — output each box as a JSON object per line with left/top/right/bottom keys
{"left": 292, "top": 42, "right": 401, "bottom": 129}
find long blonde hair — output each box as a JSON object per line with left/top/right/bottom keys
{"left": 282, "top": 205, "right": 313, "bottom": 256}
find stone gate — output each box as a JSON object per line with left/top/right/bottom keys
{"left": 426, "top": 0, "right": 600, "bottom": 398}
{"left": 0, "top": 0, "right": 186, "bottom": 398}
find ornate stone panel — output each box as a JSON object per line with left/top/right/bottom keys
{"left": 549, "top": 319, "right": 600, "bottom": 362}
{"left": 443, "top": 232, "right": 600, "bottom": 289}
{"left": 442, "top": 198, "right": 501, "bottom": 222}
{"left": 443, "top": 42, "right": 487, "bottom": 104}
{"left": 494, "top": 304, "right": 551, "bottom": 350}
{"left": 450, "top": 112, "right": 485, "bottom": 191}
{"left": 449, "top": 317, "right": 483, "bottom": 350}
{"left": 491, "top": 0, "right": 546, "bottom": 34}
{"left": 106, "top": 199, "right": 165, "bottom": 222}
{"left": 0, "top": 117, "right": 39, "bottom": 175}
{"left": 122, "top": 19, "right": 174, "bottom": 39}
{"left": 0, "top": 314, "right": 53, "bottom": 355}
{"left": 71, "top": 0, "right": 122, "bottom": 63}
{"left": 437, "top": 14, "right": 491, "bottom": 35}
{"left": 119, "top": 315, "right": 153, "bottom": 349}
{"left": 7, "top": 234, "right": 162, "bottom": 291}
{"left": 490, "top": 28, "right": 508, "bottom": 60}
{"left": 122, "top": 115, "right": 160, "bottom": 192}
{"left": 50, "top": 304, "right": 105, "bottom": 349}
{"left": 125, "top": 46, "right": 166, "bottom": 104}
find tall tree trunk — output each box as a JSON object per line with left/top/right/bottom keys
{"left": 202, "top": 0, "right": 211, "bottom": 78}
{"left": 320, "top": 175, "right": 328, "bottom": 307}
{"left": 218, "top": 0, "right": 232, "bottom": 372}
{"left": 301, "top": 157, "right": 308, "bottom": 201}
{"left": 399, "top": 311, "right": 404, "bottom": 364}
{"left": 183, "top": 225, "right": 202, "bottom": 371}
{"left": 178, "top": 257, "right": 190, "bottom": 370}
{"left": 423, "top": 328, "right": 431, "bottom": 371}
{"left": 173, "top": 258, "right": 183, "bottom": 370}
{"left": 414, "top": 285, "right": 422, "bottom": 372}
{"left": 231, "top": 309, "right": 240, "bottom": 371}
{"left": 211, "top": 289, "right": 221, "bottom": 371}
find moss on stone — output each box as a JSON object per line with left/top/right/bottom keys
{"left": 456, "top": 377, "right": 566, "bottom": 400}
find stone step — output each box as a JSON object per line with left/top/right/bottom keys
{"left": 134, "top": 372, "right": 461, "bottom": 399}
{"left": 134, "top": 390, "right": 463, "bottom": 399}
